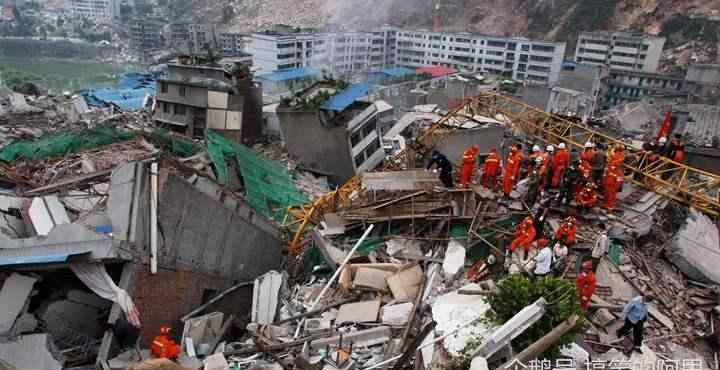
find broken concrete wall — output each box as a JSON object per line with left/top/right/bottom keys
{"left": 131, "top": 174, "right": 283, "bottom": 343}
{"left": 667, "top": 209, "right": 720, "bottom": 284}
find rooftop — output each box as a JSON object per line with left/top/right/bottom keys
{"left": 320, "top": 82, "right": 371, "bottom": 112}
{"left": 257, "top": 67, "right": 319, "bottom": 82}
{"left": 416, "top": 66, "right": 457, "bottom": 78}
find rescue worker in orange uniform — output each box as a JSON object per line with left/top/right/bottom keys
{"left": 555, "top": 216, "right": 577, "bottom": 246}
{"left": 540, "top": 145, "right": 554, "bottom": 189}
{"left": 603, "top": 164, "right": 623, "bottom": 211}
{"left": 576, "top": 181, "right": 599, "bottom": 212}
{"left": 502, "top": 145, "right": 523, "bottom": 197}
{"left": 579, "top": 142, "right": 595, "bottom": 179}
{"left": 509, "top": 215, "right": 537, "bottom": 254}
{"left": 608, "top": 144, "right": 625, "bottom": 168}
{"left": 151, "top": 326, "right": 181, "bottom": 359}
{"left": 576, "top": 261, "right": 597, "bottom": 311}
{"left": 460, "top": 144, "right": 480, "bottom": 187}
{"left": 481, "top": 148, "right": 502, "bottom": 190}
{"left": 551, "top": 142, "right": 570, "bottom": 189}
{"left": 528, "top": 145, "right": 543, "bottom": 176}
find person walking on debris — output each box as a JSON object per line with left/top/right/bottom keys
{"left": 591, "top": 143, "right": 607, "bottom": 185}
{"left": 576, "top": 261, "right": 597, "bottom": 311}
{"left": 540, "top": 145, "right": 553, "bottom": 190}
{"left": 533, "top": 238, "right": 552, "bottom": 278}
{"left": 591, "top": 223, "right": 609, "bottom": 273}
{"left": 603, "top": 164, "right": 623, "bottom": 211}
{"left": 502, "top": 144, "right": 523, "bottom": 197}
{"left": 554, "top": 216, "right": 577, "bottom": 246}
{"left": 617, "top": 295, "right": 653, "bottom": 353}
{"left": 552, "top": 242, "right": 568, "bottom": 276}
{"left": 558, "top": 159, "right": 581, "bottom": 206}
{"left": 576, "top": 181, "right": 599, "bottom": 212}
{"left": 481, "top": 147, "right": 501, "bottom": 190}
{"left": 533, "top": 198, "right": 551, "bottom": 236}
{"left": 580, "top": 142, "right": 595, "bottom": 177}
{"left": 509, "top": 215, "right": 536, "bottom": 258}
{"left": 551, "top": 142, "right": 570, "bottom": 189}
{"left": 460, "top": 144, "right": 480, "bottom": 187}
{"left": 427, "top": 150, "right": 454, "bottom": 188}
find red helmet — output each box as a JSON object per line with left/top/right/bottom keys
{"left": 582, "top": 261, "right": 593, "bottom": 270}
{"left": 160, "top": 326, "right": 172, "bottom": 335}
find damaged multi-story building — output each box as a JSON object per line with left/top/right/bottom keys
{"left": 153, "top": 57, "right": 262, "bottom": 142}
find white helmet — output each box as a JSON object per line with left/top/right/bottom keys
{"left": 558, "top": 143, "right": 566, "bottom": 149}
{"left": 532, "top": 145, "right": 541, "bottom": 152}
{"left": 584, "top": 141, "right": 594, "bottom": 148}
{"left": 535, "top": 156, "right": 544, "bottom": 164}
{"left": 659, "top": 136, "right": 667, "bottom": 144}
{"left": 546, "top": 145, "right": 555, "bottom": 152}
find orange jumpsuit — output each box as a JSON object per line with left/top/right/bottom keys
{"left": 674, "top": 148, "right": 685, "bottom": 162}
{"left": 509, "top": 216, "right": 537, "bottom": 252}
{"left": 151, "top": 328, "right": 181, "bottom": 359}
{"left": 603, "top": 165, "right": 622, "bottom": 211}
{"left": 503, "top": 150, "right": 523, "bottom": 195}
{"left": 481, "top": 150, "right": 501, "bottom": 189}
{"left": 555, "top": 221, "right": 577, "bottom": 246}
{"left": 576, "top": 184, "right": 599, "bottom": 208}
{"left": 540, "top": 152, "right": 552, "bottom": 188}
{"left": 551, "top": 148, "right": 570, "bottom": 188}
{"left": 579, "top": 149, "right": 594, "bottom": 178}
{"left": 460, "top": 146, "right": 479, "bottom": 187}
{"left": 608, "top": 147, "right": 625, "bottom": 168}
{"left": 576, "top": 270, "right": 597, "bottom": 311}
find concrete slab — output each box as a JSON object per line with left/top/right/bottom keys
{"left": 108, "top": 162, "right": 137, "bottom": 241}
{"left": 29, "top": 196, "right": 70, "bottom": 236}
{"left": 442, "top": 241, "right": 466, "bottom": 279}
{"left": 203, "top": 353, "right": 228, "bottom": 370}
{"left": 0, "top": 273, "right": 37, "bottom": 334}
{"left": 386, "top": 264, "right": 423, "bottom": 301}
{"left": 252, "top": 271, "right": 283, "bottom": 324}
{"left": 354, "top": 267, "right": 393, "bottom": 291}
{"left": 668, "top": 209, "right": 720, "bottom": 284}
{"left": 381, "top": 302, "right": 414, "bottom": 325}
{"left": 67, "top": 289, "right": 112, "bottom": 310}
{"left": 310, "top": 326, "right": 392, "bottom": 350}
{"left": 0, "top": 334, "right": 63, "bottom": 370}
{"left": 11, "top": 312, "right": 38, "bottom": 335}
{"left": 431, "top": 283, "right": 493, "bottom": 355}
{"left": 336, "top": 300, "right": 381, "bottom": 324}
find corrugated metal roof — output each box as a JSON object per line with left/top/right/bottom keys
{"left": 0, "top": 253, "right": 75, "bottom": 266}
{"left": 257, "top": 67, "right": 319, "bottom": 82}
{"left": 320, "top": 82, "right": 370, "bottom": 112}
{"left": 416, "top": 66, "right": 457, "bottom": 77}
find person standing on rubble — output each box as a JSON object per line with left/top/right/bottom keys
{"left": 551, "top": 143, "right": 570, "bottom": 189}
{"left": 617, "top": 295, "right": 654, "bottom": 353}
{"left": 460, "top": 144, "right": 480, "bottom": 187}
{"left": 502, "top": 144, "right": 523, "bottom": 198}
{"left": 603, "top": 164, "right": 622, "bottom": 212}
{"left": 558, "top": 159, "right": 581, "bottom": 206}
{"left": 591, "top": 222, "right": 609, "bottom": 273}
{"left": 540, "top": 145, "right": 554, "bottom": 190}
{"left": 525, "top": 157, "right": 543, "bottom": 207}
{"left": 533, "top": 238, "right": 552, "bottom": 278}
{"left": 509, "top": 215, "right": 536, "bottom": 258}
{"left": 427, "top": 150, "right": 454, "bottom": 188}
{"left": 554, "top": 216, "right": 577, "bottom": 246}
{"left": 591, "top": 143, "right": 607, "bottom": 185}
{"left": 580, "top": 142, "right": 595, "bottom": 175}
{"left": 576, "top": 261, "right": 596, "bottom": 311}
{"left": 481, "top": 147, "right": 501, "bottom": 190}
{"left": 552, "top": 242, "right": 568, "bottom": 276}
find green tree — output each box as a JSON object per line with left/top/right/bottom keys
{"left": 485, "top": 275, "right": 585, "bottom": 359}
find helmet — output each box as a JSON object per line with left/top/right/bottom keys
{"left": 535, "top": 156, "right": 544, "bottom": 164}
{"left": 160, "top": 326, "right": 172, "bottom": 334}
{"left": 659, "top": 137, "right": 667, "bottom": 144}
{"left": 584, "top": 142, "right": 594, "bottom": 148}
{"left": 566, "top": 216, "right": 576, "bottom": 224}
{"left": 558, "top": 143, "right": 566, "bottom": 149}
{"left": 471, "top": 144, "right": 480, "bottom": 152}
{"left": 532, "top": 145, "right": 541, "bottom": 152}
{"left": 582, "top": 261, "right": 593, "bottom": 270}
{"left": 547, "top": 145, "right": 555, "bottom": 152}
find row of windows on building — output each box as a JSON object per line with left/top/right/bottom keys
{"left": 579, "top": 39, "right": 651, "bottom": 50}
{"left": 578, "top": 48, "right": 648, "bottom": 59}
{"left": 160, "top": 101, "right": 187, "bottom": 115}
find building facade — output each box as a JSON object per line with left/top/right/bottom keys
{"left": 575, "top": 31, "right": 665, "bottom": 73}
{"left": 219, "top": 32, "right": 247, "bottom": 57}
{"left": 394, "top": 31, "right": 566, "bottom": 84}
{"left": 129, "top": 17, "right": 164, "bottom": 56}
{"left": 154, "top": 61, "right": 262, "bottom": 142}
{"left": 169, "top": 22, "right": 216, "bottom": 54}
{"left": 603, "top": 69, "right": 685, "bottom": 108}
{"left": 67, "top": 0, "right": 120, "bottom": 22}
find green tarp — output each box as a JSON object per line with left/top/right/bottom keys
{"left": 0, "top": 127, "right": 134, "bottom": 162}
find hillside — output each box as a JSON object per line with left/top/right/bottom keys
{"left": 182, "top": 0, "right": 720, "bottom": 60}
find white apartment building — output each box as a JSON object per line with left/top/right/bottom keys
{"left": 67, "top": 0, "right": 120, "bottom": 22}
{"left": 394, "top": 31, "right": 566, "bottom": 84}
{"left": 575, "top": 31, "right": 665, "bottom": 73}
{"left": 249, "top": 26, "right": 397, "bottom": 75}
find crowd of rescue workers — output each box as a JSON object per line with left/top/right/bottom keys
{"left": 424, "top": 133, "right": 686, "bottom": 354}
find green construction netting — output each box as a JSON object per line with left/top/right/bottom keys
{"left": 148, "top": 129, "right": 200, "bottom": 157}
{"left": 205, "top": 130, "right": 309, "bottom": 223}
{"left": 608, "top": 241, "right": 623, "bottom": 265}
{"left": 0, "top": 127, "right": 135, "bottom": 162}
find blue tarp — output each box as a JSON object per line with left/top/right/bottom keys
{"left": 82, "top": 72, "right": 156, "bottom": 111}
{"left": 380, "top": 67, "right": 415, "bottom": 78}
{"left": 0, "top": 253, "right": 74, "bottom": 266}
{"left": 257, "top": 67, "right": 319, "bottom": 82}
{"left": 320, "top": 82, "right": 370, "bottom": 112}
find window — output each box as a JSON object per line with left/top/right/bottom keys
{"left": 163, "top": 102, "right": 170, "bottom": 113}
{"left": 278, "top": 53, "right": 295, "bottom": 59}
{"left": 531, "top": 44, "right": 555, "bottom": 53}
{"left": 350, "top": 131, "right": 363, "bottom": 147}
{"left": 530, "top": 55, "right": 553, "bottom": 63}
{"left": 487, "top": 40, "right": 506, "bottom": 48}
{"left": 160, "top": 82, "right": 168, "bottom": 93}
{"left": 179, "top": 86, "right": 186, "bottom": 97}
{"left": 354, "top": 152, "right": 365, "bottom": 167}
{"left": 278, "top": 43, "right": 293, "bottom": 49}
{"left": 528, "top": 65, "right": 551, "bottom": 72}
{"left": 174, "top": 104, "right": 186, "bottom": 115}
